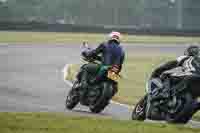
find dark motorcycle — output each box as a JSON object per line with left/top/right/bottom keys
{"left": 132, "top": 67, "right": 200, "bottom": 123}
{"left": 65, "top": 43, "right": 119, "bottom": 113}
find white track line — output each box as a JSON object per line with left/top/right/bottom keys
{"left": 62, "top": 64, "right": 132, "bottom": 109}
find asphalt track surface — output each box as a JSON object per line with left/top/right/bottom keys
{"left": 1, "top": 43, "right": 200, "bottom": 128}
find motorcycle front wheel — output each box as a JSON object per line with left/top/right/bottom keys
{"left": 132, "top": 94, "right": 147, "bottom": 121}
{"left": 65, "top": 80, "right": 80, "bottom": 110}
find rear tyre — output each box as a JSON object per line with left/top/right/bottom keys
{"left": 132, "top": 94, "right": 147, "bottom": 121}
{"left": 89, "top": 99, "right": 109, "bottom": 113}
{"left": 65, "top": 81, "right": 80, "bottom": 110}
{"left": 89, "top": 82, "right": 113, "bottom": 113}
{"left": 166, "top": 93, "right": 194, "bottom": 124}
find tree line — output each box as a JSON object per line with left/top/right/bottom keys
{"left": 0, "top": 0, "right": 200, "bottom": 29}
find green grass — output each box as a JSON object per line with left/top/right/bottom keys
{"left": 0, "top": 112, "right": 199, "bottom": 133}
{"left": 193, "top": 112, "right": 200, "bottom": 121}
{"left": 0, "top": 31, "right": 200, "bottom": 44}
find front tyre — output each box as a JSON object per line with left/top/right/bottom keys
{"left": 132, "top": 94, "right": 147, "bottom": 121}
{"left": 65, "top": 81, "right": 80, "bottom": 110}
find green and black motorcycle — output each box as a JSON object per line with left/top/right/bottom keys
{"left": 65, "top": 44, "right": 120, "bottom": 113}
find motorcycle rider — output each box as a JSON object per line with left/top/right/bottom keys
{"left": 147, "top": 45, "right": 200, "bottom": 119}
{"left": 79, "top": 31, "right": 125, "bottom": 97}
{"left": 150, "top": 45, "right": 200, "bottom": 80}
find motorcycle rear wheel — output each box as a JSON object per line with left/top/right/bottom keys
{"left": 89, "top": 99, "right": 109, "bottom": 113}
{"left": 89, "top": 82, "right": 114, "bottom": 113}
{"left": 165, "top": 92, "right": 194, "bottom": 124}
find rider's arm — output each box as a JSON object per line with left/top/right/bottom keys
{"left": 118, "top": 51, "right": 125, "bottom": 72}
{"left": 82, "top": 43, "right": 104, "bottom": 61}
{"left": 176, "top": 55, "right": 190, "bottom": 66}
{"left": 151, "top": 60, "right": 178, "bottom": 78}
{"left": 121, "top": 51, "right": 125, "bottom": 65}
{"left": 93, "top": 55, "right": 102, "bottom": 62}
{"left": 87, "top": 43, "right": 105, "bottom": 57}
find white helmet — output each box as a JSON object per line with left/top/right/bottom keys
{"left": 108, "top": 31, "right": 121, "bottom": 43}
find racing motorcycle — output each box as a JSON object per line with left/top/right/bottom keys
{"left": 132, "top": 67, "right": 200, "bottom": 123}
{"left": 65, "top": 43, "right": 120, "bottom": 113}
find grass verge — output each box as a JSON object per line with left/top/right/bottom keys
{"left": 0, "top": 31, "right": 200, "bottom": 44}
{"left": 0, "top": 112, "right": 199, "bottom": 133}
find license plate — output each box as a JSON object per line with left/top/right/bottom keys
{"left": 107, "top": 70, "right": 119, "bottom": 81}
